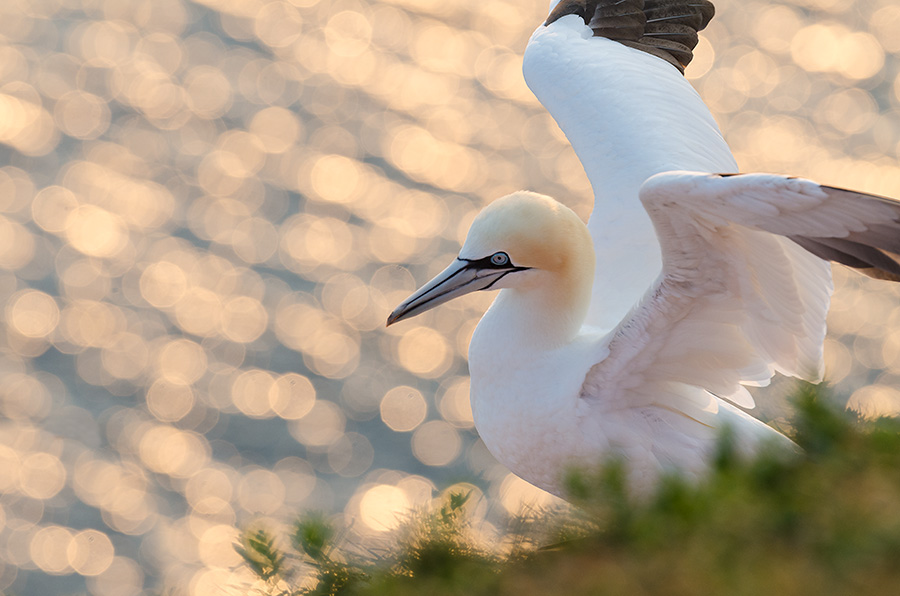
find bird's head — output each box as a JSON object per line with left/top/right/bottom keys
{"left": 387, "top": 191, "right": 594, "bottom": 326}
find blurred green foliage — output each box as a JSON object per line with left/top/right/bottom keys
{"left": 237, "top": 384, "right": 900, "bottom": 596}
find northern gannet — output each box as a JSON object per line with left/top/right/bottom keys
{"left": 387, "top": 0, "right": 900, "bottom": 496}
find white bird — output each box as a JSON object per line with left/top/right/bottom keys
{"left": 387, "top": 0, "right": 900, "bottom": 497}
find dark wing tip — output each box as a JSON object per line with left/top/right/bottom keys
{"left": 858, "top": 267, "right": 900, "bottom": 283}
{"left": 788, "top": 185, "right": 900, "bottom": 284}
{"left": 546, "top": 0, "right": 592, "bottom": 27}
{"left": 545, "top": 0, "right": 716, "bottom": 73}
{"left": 790, "top": 236, "right": 900, "bottom": 283}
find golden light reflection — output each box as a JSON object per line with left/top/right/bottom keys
{"left": 0, "top": 166, "right": 34, "bottom": 214}
{"left": 146, "top": 379, "right": 195, "bottom": 422}
{"left": 185, "top": 471, "right": 235, "bottom": 519}
{"left": 280, "top": 214, "right": 356, "bottom": 271}
{"left": 101, "top": 332, "right": 150, "bottom": 380}
{"left": 823, "top": 338, "right": 853, "bottom": 384}
{"left": 231, "top": 369, "right": 277, "bottom": 418}
{"left": 274, "top": 456, "right": 316, "bottom": 504}
{"left": 309, "top": 154, "right": 360, "bottom": 204}
{"left": 156, "top": 339, "right": 208, "bottom": 385}
{"left": 438, "top": 378, "right": 474, "bottom": 429}
{"left": 85, "top": 557, "right": 143, "bottom": 596}
{"left": 249, "top": 106, "right": 303, "bottom": 153}
{"left": 0, "top": 373, "right": 52, "bottom": 421}
{"left": 884, "top": 333, "right": 900, "bottom": 373}
{"left": 186, "top": 66, "right": 233, "bottom": 119}
{"left": 54, "top": 90, "right": 111, "bottom": 140}
{"left": 230, "top": 216, "right": 280, "bottom": 264}
{"left": 173, "top": 287, "right": 223, "bottom": 337}
{"left": 0, "top": 92, "right": 59, "bottom": 156}
{"left": 0, "top": 444, "right": 23, "bottom": 492}
{"left": 0, "top": 216, "right": 35, "bottom": 270}
{"left": 18, "top": 453, "right": 66, "bottom": 500}
{"left": 140, "top": 262, "right": 188, "bottom": 308}
{"left": 65, "top": 205, "right": 129, "bottom": 258}
{"left": 791, "top": 23, "right": 884, "bottom": 80}
{"left": 68, "top": 530, "right": 115, "bottom": 577}
{"left": 380, "top": 385, "right": 427, "bottom": 432}
{"left": 411, "top": 420, "right": 461, "bottom": 467}
{"left": 396, "top": 326, "right": 452, "bottom": 377}
{"left": 3, "top": 0, "right": 899, "bottom": 593}
{"left": 288, "top": 400, "right": 346, "bottom": 447}
{"left": 30, "top": 526, "right": 74, "bottom": 575}
{"left": 847, "top": 385, "right": 900, "bottom": 420}
{"left": 359, "top": 484, "right": 410, "bottom": 532}
{"left": 328, "top": 432, "right": 374, "bottom": 477}
{"left": 197, "top": 524, "right": 243, "bottom": 568}
{"left": 221, "top": 296, "right": 268, "bottom": 343}
{"left": 138, "top": 424, "right": 210, "bottom": 478}
{"left": 7, "top": 290, "right": 59, "bottom": 338}
{"left": 751, "top": 6, "right": 799, "bottom": 52}
{"left": 61, "top": 259, "right": 112, "bottom": 301}
{"left": 497, "top": 474, "right": 561, "bottom": 515}
{"left": 269, "top": 373, "right": 317, "bottom": 420}
{"left": 238, "top": 469, "right": 286, "bottom": 515}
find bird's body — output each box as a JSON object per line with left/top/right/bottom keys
{"left": 388, "top": 0, "right": 900, "bottom": 497}
{"left": 462, "top": 188, "right": 815, "bottom": 496}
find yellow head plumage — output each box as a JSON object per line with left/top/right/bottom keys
{"left": 462, "top": 191, "right": 594, "bottom": 280}
{"left": 387, "top": 191, "right": 594, "bottom": 336}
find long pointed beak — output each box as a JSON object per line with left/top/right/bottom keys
{"left": 387, "top": 258, "right": 519, "bottom": 326}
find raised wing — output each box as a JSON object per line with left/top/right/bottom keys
{"left": 581, "top": 171, "right": 900, "bottom": 413}
{"left": 524, "top": 1, "right": 734, "bottom": 330}
{"left": 546, "top": 0, "right": 715, "bottom": 72}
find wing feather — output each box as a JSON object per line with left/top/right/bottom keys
{"left": 524, "top": 8, "right": 736, "bottom": 330}
{"left": 583, "top": 171, "right": 900, "bottom": 420}
{"left": 546, "top": 0, "right": 715, "bottom": 71}
{"left": 660, "top": 172, "right": 900, "bottom": 279}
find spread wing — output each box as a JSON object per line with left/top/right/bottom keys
{"left": 524, "top": 1, "right": 734, "bottom": 330}
{"left": 582, "top": 172, "right": 900, "bottom": 413}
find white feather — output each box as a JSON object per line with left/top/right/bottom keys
{"left": 524, "top": 15, "right": 736, "bottom": 331}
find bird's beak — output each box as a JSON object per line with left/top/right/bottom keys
{"left": 387, "top": 258, "right": 520, "bottom": 326}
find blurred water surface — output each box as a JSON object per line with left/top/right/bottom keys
{"left": 1, "top": 0, "right": 899, "bottom": 593}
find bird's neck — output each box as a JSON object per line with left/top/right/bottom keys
{"left": 475, "top": 269, "right": 592, "bottom": 353}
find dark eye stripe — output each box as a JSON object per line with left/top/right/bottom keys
{"left": 460, "top": 252, "right": 515, "bottom": 269}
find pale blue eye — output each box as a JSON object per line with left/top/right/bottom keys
{"left": 491, "top": 252, "right": 509, "bottom": 266}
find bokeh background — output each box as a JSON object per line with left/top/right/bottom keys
{"left": 1, "top": 0, "right": 899, "bottom": 593}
